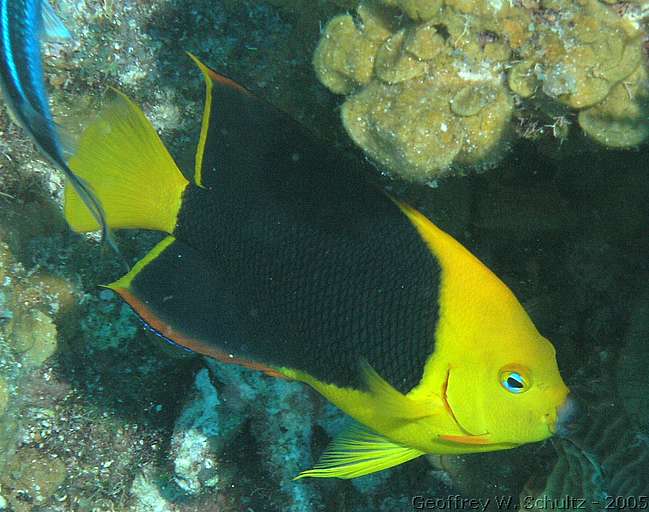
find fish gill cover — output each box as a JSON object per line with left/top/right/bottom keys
{"left": 0, "top": 0, "right": 647, "bottom": 511}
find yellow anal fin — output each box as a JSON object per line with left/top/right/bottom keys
{"left": 295, "top": 424, "right": 424, "bottom": 479}
{"left": 65, "top": 89, "right": 188, "bottom": 233}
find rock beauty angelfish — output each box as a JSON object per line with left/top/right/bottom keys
{"left": 63, "top": 54, "right": 571, "bottom": 479}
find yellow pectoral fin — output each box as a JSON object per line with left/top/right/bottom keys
{"left": 295, "top": 424, "right": 424, "bottom": 480}
{"left": 438, "top": 433, "right": 491, "bottom": 445}
{"left": 360, "top": 360, "right": 441, "bottom": 422}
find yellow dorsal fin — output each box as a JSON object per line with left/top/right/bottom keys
{"left": 186, "top": 53, "right": 212, "bottom": 188}
{"left": 361, "top": 360, "right": 441, "bottom": 423}
{"left": 64, "top": 89, "right": 188, "bottom": 233}
{"left": 295, "top": 424, "right": 424, "bottom": 479}
{"left": 186, "top": 53, "right": 253, "bottom": 189}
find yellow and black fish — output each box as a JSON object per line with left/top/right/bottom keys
{"left": 64, "top": 55, "right": 571, "bottom": 479}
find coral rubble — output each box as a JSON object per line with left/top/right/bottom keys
{"left": 314, "top": 0, "right": 649, "bottom": 181}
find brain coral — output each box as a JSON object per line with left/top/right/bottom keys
{"left": 314, "top": 0, "right": 649, "bottom": 182}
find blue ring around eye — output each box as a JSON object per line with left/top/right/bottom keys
{"left": 502, "top": 371, "right": 526, "bottom": 394}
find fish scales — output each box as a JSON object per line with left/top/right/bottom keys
{"left": 161, "top": 152, "right": 442, "bottom": 392}
{"left": 123, "top": 72, "right": 444, "bottom": 392}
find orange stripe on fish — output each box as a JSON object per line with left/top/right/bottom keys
{"left": 438, "top": 434, "right": 491, "bottom": 445}
{"left": 113, "top": 286, "right": 286, "bottom": 380}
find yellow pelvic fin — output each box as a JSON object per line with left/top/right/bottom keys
{"left": 64, "top": 89, "right": 189, "bottom": 233}
{"left": 295, "top": 424, "right": 424, "bottom": 479}
{"left": 361, "top": 361, "right": 441, "bottom": 423}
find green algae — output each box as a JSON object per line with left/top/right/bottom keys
{"left": 0, "top": 377, "right": 7, "bottom": 417}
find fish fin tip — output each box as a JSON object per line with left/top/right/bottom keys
{"left": 187, "top": 54, "right": 213, "bottom": 187}
{"left": 55, "top": 122, "right": 78, "bottom": 159}
{"left": 187, "top": 53, "right": 250, "bottom": 95}
{"left": 186, "top": 54, "right": 251, "bottom": 187}
{"left": 64, "top": 92, "right": 188, "bottom": 233}
{"left": 112, "top": 237, "right": 288, "bottom": 376}
{"left": 42, "top": 1, "right": 72, "bottom": 40}
{"left": 186, "top": 53, "right": 261, "bottom": 188}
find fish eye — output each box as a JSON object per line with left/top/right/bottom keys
{"left": 499, "top": 369, "right": 529, "bottom": 394}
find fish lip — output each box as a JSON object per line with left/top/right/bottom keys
{"left": 553, "top": 395, "right": 577, "bottom": 438}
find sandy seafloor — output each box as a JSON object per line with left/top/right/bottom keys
{"left": 0, "top": 0, "right": 648, "bottom": 510}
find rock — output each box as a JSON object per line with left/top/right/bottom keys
{"left": 11, "top": 310, "right": 58, "bottom": 369}
{"left": 170, "top": 368, "right": 223, "bottom": 495}
{"left": 130, "top": 471, "right": 175, "bottom": 512}
{"left": 2, "top": 448, "right": 67, "bottom": 511}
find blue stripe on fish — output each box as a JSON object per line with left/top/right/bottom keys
{"left": 0, "top": 0, "right": 124, "bottom": 263}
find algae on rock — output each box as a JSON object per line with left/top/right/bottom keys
{"left": 0, "top": 377, "right": 7, "bottom": 416}
{"left": 1, "top": 448, "right": 67, "bottom": 512}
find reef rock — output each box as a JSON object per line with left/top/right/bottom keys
{"left": 10, "top": 310, "right": 58, "bottom": 369}
{"left": 170, "top": 368, "right": 231, "bottom": 495}
{"left": 1, "top": 448, "right": 67, "bottom": 512}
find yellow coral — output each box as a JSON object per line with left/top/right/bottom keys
{"left": 404, "top": 21, "right": 446, "bottom": 60}
{"left": 342, "top": 79, "right": 464, "bottom": 180}
{"left": 578, "top": 65, "right": 649, "bottom": 148}
{"left": 312, "top": 2, "right": 396, "bottom": 94}
{"left": 381, "top": 0, "right": 443, "bottom": 21}
{"left": 314, "top": 0, "right": 649, "bottom": 181}
{"left": 454, "top": 86, "right": 513, "bottom": 166}
{"left": 374, "top": 29, "right": 429, "bottom": 84}
{"left": 313, "top": 15, "right": 380, "bottom": 94}
{"left": 509, "top": 61, "right": 538, "bottom": 98}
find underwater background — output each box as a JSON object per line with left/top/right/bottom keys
{"left": 0, "top": 0, "right": 648, "bottom": 510}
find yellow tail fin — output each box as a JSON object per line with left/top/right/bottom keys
{"left": 64, "top": 90, "right": 189, "bottom": 233}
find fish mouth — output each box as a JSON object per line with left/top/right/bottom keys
{"left": 551, "top": 395, "right": 577, "bottom": 438}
